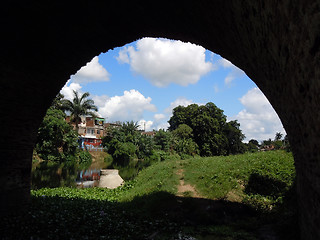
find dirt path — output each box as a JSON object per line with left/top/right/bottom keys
{"left": 176, "top": 168, "right": 201, "bottom": 198}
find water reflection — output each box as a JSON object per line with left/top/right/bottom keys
{"left": 76, "top": 169, "right": 101, "bottom": 188}
{"left": 31, "top": 161, "right": 77, "bottom": 189}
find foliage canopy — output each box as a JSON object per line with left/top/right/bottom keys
{"left": 168, "top": 102, "right": 245, "bottom": 156}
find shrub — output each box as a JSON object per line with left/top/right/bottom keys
{"left": 104, "top": 154, "right": 114, "bottom": 168}
{"left": 113, "top": 142, "right": 136, "bottom": 166}
{"left": 78, "top": 151, "right": 92, "bottom": 169}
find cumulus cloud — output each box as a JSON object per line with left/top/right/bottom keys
{"left": 70, "top": 56, "right": 110, "bottom": 84}
{"left": 154, "top": 113, "right": 166, "bottom": 121}
{"left": 136, "top": 98, "right": 196, "bottom": 132}
{"left": 60, "top": 81, "right": 82, "bottom": 100}
{"left": 218, "top": 58, "right": 245, "bottom": 86}
{"left": 234, "top": 88, "right": 286, "bottom": 142}
{"left": 97, "top": 89, "right": 157, "bottom": 122}
{"left": 138, "top": 120, "right": 154, "bottom": 131}
{"left": 92, "top": 95, "right": 109, "bottom": 108}
{"left": 117, "top": 38, "right": 213, "bottom": 87}
{"left": 164, "top": 97, "right": 195, "bottom": 114}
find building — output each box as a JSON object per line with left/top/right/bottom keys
{"left": 141, "top": 131, "right": 156, "bottom": 137}
{"left": 66, "top": 116, "right": 106, "bottom": 150}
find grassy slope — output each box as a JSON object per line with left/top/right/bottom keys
{"left": 183, "top": 151, "right": 295, "bottom": 202}
{"left": 119, "top": 160, "right": 179, "bottom": 201}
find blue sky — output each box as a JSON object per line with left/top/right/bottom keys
{"left": 61, "top": 38, "right": 285, "bottom": 142}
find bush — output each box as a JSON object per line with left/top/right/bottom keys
{"left": 78, "top": 151, "right": 92, "bottom": 169}
{"left": 104, "top": 154, "right": 114, "bottom": 168}
{"left": 149, "top": 150, "right": 172, "bottom": 162}
{"left": 113, "top": 142, "right": 136, "bottom": 166}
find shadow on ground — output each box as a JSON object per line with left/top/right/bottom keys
{"left": 1, "top": 191, "right": 299, "bottom": 240}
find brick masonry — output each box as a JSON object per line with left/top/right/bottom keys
{"left": 0, "top": 1, "right": 319, "bottom": 238}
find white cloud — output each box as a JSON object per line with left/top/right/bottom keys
{"left": 234, "top": 88, "right": 286, "bottom": 142}
{"left": 219, "top": 58, "right": 234, "bottom": 68}
{"left": 60, "top": 81, "right": 82, "bottom": 100}
{"left": 117, "top": 38, "right": 213, "bottom": 87}
{"left": 154, "top": 113, "right": 166, "bottom": 121}
{"left": 218, "top": 58, "right": 245, "bottom": 86}
{"left": 164, "top": 97, "right": 195, "bottom": 114}
{"left": 138, "top": 114, "right": 169, "bottom": 132}
{"left": 138, "top": 120, "right": 154, "bottom": 131}
{"left": 141, "top": 97, "right": 196, "bottom": 131}
{"left": 92, "top": 95, "right": 109, "bottom": 108}
{"left": 156, "top": 122, "right": 170, "bottom": 130}
{"left": 70, "top": 56, "right": 110, "bottom": 84}
{"left": 150, "top": 113, "right": 169, "bottom": 130}
{"left": 136, "top": 98, "right": 196, "bottom": 132}
{"left": 97, "top": 89, "right": 157, "bottom": 122}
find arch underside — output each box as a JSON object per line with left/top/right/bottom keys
{"left": 0, "top": 1, "right": 320, "bottom": 239}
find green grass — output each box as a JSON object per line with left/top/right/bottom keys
{"left": 182, "top": 151, "right": 295, "bottom": 210}
{"left": 2, "top": 151, "right": 298, "bottom": 239}
{"left": 119, "top": 160, "right": 179, "bottom": 202}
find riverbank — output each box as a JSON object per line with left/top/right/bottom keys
{"left": 4, "top": 151, "right": 298, "bottom": 239}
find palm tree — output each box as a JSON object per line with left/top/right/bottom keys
{"left": 61, "top": 90, "right": 98, "bottom": 133}
{"left": 121, "top": 121, "right": 140, "bottom": 135}
{"left": 275, "top": 132, "right": 283, "bottom": 141}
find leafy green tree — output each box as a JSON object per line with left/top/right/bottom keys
{"left": 247, "top": 139, "right": 260, "bottom": 152}
{"left": 172, "top": 124, "right": 193, "bottom": 140}
{"left": 112, "top": 141, "right": 136, "bottom": 166}
{"left": 262, "top": 138, "right": 273, "bottom": 147}
{"left": 172, "top": 124, "right": 198, "bottom": 156}
{"left": 78, "top": 151, "right": 92, "bottom": 169}
{"left": 35, "top": 108, "right": 78, "bottom": 162}
{"left": 122, "top": 121, "right": 140, "bottom": 135}
{"left": 154, "top": 129, "right": 172, "bottom": 152}
{"left": 168, "top": 102, "right": 244, "bottom": 156}
{"left": 61, "top": 90, "right": 98, "bottom": 133}
{"left": 174, "top": 138, "right": 199, "bottom": 157}
{"left": 102, "top": 121, "right": 155, "bottom": 166}
{"left": 51, "top": 93, "right": 65, "bottom": 110}
{"left": 136, "top": 134, "right": 154, "bottom": 159}
{"left": 249, "top": 139, "right": 259, "bottom": 147}
{"left": 224, "top": 120, "right": 246, "bottom": 154}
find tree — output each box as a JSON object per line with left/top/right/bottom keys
{"left": 122, "top": 121, "right": 140, "bottom": 135}
{"left": 168, "top": 102, "right": 244, "bottom": 156}
{"left": 275, "top": 132, "right": 283, "bottom": 141}
{"left": 136, "top": 134, "right": 154, "bottom": 159}
{"left": 51, "top": 93, "right": 65, "bottom": 110}
{"left": 262, "top": 138, "right": 273, "bottom": 146}
{"left": 247, "top": 139, "right": 260, "bottom": 152}
{"left": 224, "top": 120, "right": 246, "bottom": 155}
{"left": 172, "top": 124, "right": 199, "bottom": 156}
{"left": 35, "top": 107, "right": 78, "bottom": 162}
{"left": 172, "top": 124, "right": 193, "bottom": 140}
{"left": 61, "top": 90, "right": 98, "bottom": 133}
{"left": 154, "top": 129, "right": 172, "bottom": 152}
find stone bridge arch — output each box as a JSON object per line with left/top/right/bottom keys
{"left": 1, "top": 1, "right": 320, "bottom": 239}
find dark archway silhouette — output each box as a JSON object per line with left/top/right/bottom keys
{"left": 1, "top": 1, "right": 319, "bottom": 239}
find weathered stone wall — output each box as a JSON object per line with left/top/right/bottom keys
{"left": 0, "top": 1, "right": 319, "bottom": 238}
